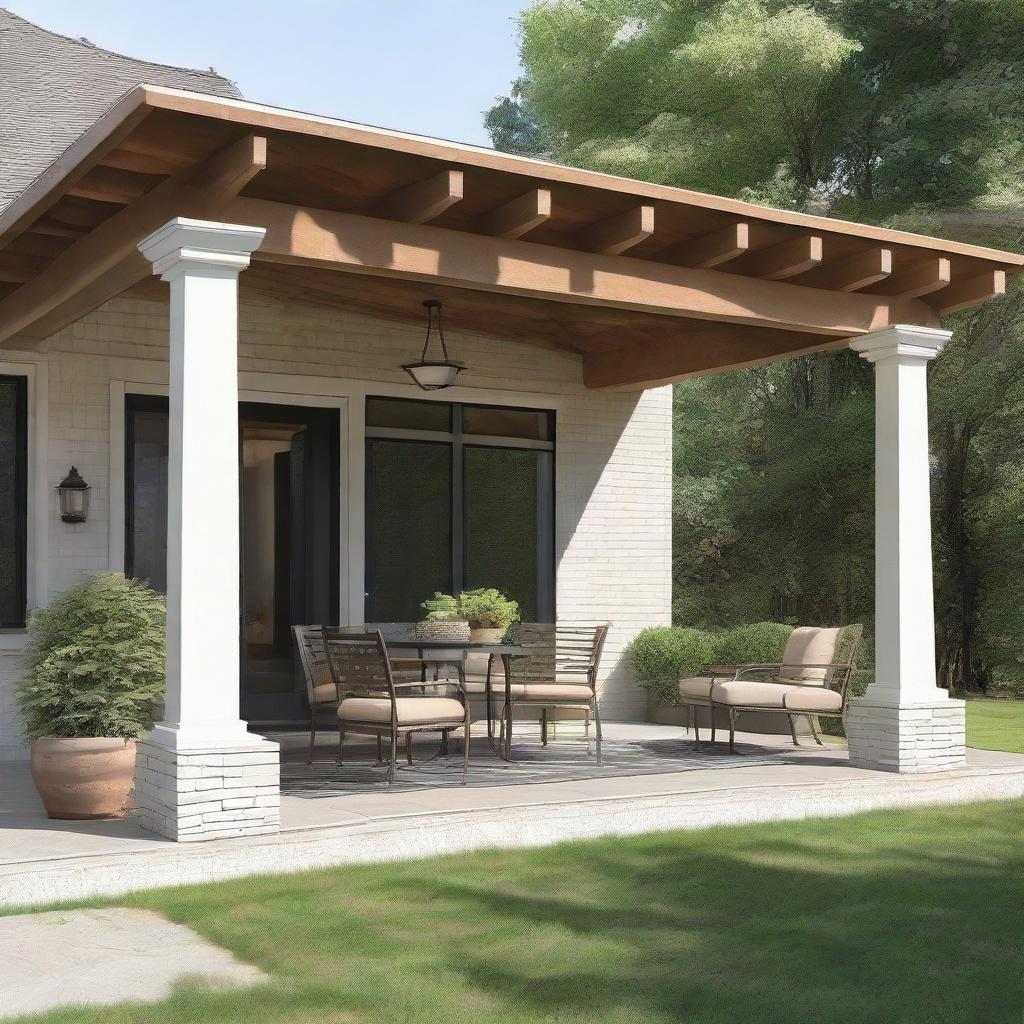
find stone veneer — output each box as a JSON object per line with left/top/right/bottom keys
{"left": 134, "top": 739, "right": 280, "bottom": 841}
{"left": 846, "top": 699, "right": 966, "bottom": 774}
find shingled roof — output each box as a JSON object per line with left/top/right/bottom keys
{"left": 0, "top": 7, "right": 241, "bottom": 211}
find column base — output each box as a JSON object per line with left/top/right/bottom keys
{"left": 134, "top": 737, "right": 280, "bottom": 842}
{"left": 846, "top": 697, "right": 966, "bottom": 774}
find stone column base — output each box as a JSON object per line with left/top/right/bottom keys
{"left": 846, "top": 698, "right": 966, "bottom": 774}
{"left": 134, "top": 738, "right": 280, "bottom": 841}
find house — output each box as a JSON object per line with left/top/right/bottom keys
{"left": 0, "top": 11, "right": 1020, "bottom": 841}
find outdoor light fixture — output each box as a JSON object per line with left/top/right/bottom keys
{"left": 402, "top": 299, "right": 465, "bottom": 391}
{"left": 57, "top": 466, "right": 90, "bottom": 524}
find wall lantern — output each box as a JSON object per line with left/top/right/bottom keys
{"left": 57, "top": 466, "right": 90, "bottom": 524}
{"left": 402, "top": 299, "right": 465, "bottom": 391}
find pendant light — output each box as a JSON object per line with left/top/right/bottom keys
{"left": 402, "top": 299, "right": 465, "bottom": 391}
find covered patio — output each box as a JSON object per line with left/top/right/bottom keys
{"left": 0, "top": 85, "right": 1022, "bottom": 843}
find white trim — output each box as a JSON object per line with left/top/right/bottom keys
{"left": 0, "top": 353, "right": 48, "bottom": 619}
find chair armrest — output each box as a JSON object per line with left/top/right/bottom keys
{"left": 732, "top": 662, "right": 850, "bottom": 684}
{"left": 698, "top": 664, "right": 744, "bottom": 677}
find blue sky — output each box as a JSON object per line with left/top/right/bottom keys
{"left": 9, "top": 1, "right": 531, "bottom": 146}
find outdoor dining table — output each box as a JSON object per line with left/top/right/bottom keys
{"left": 381, "top": 637, "right": 525, "bottom": 761}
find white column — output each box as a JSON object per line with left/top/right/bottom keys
{"left": 134, "top": 219, "right": 281, "bottom": 841}
{"left": 846, "top": 325, "right": 966, "bottom": 773}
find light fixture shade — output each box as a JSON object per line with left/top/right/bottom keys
{"left": 57, "top": 466, "right": 90, "bottom": 524}
{"left": 403, "top": 298, "right": 466, "bottom": 390}
{"left": 402, "top": 360, "right": 465, "bottom": 391}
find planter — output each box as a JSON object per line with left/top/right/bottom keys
{"left": 469, "top": 626, "right": 506, "bottom": 644}
{"left": 416, "top": 619, "right": 471, "bottom": 642}
{"left": 30, "top": 737, "right": 136, "bottom": 820}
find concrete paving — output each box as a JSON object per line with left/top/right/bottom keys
{"left": 0, "top": 907, "right": 265, "bottom": 1019}
{"left": 1, "top": 723, "right": 1022, "bottom": 909}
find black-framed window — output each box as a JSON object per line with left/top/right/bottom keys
{"left": 125, "top": 394, "right": 169, "bottom": 593}
{"left": 0, "top": 375, "right": 28, "bottom": 628}
{"left": 365, "top": 396, "right": 555, "bottom": 622}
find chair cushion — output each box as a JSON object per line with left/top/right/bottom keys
{"left": 338, "top": 696, "right": 465, "bottom": 725}
{"left": 712, "top": 679, "right": 842, "bottom": 713}
{"left": 679, "top": 677, "right": 714, "bottom": 702}
{"left": 516, "top": 684, "right": 593, "bottom": 701}
{"left": 783, "top": 686, "right": 842, "bottom": 713}
{"left": 311, "top": 683, "right": 337, "bottom": 705}
{"left": 779, "top": 626, "right": 843, "bottom": 683}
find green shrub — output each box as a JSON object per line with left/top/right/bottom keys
{"left": 715, "top": 622, "right": 793, "bottom": 666}
{"left": 455, "top": 588, "right": 520, "bottom": 630}
{"left": 628, "top": 627, "right": 719, "bottom": 705}
{"left": 421, "top": 592, "right": 464, "bottom": 621}
{"left": 17, "top": 573, "right": 165, "bottom": 740}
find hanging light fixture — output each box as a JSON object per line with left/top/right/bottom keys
{"left": 402, "top": 299, "right": 465, "bottom": 391}
{"left": 57, "top": 466, "right": 90, "bottom": 523}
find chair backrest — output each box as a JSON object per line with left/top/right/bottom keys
{"left": 779, "top": 624, "right": 863, "bottom": 691}
{"left": 506, "top": 622, "right": 610, "bottom": 693}
{"left": 292, "top": 624, "right": 333, "bottom": 704}
{"left": 321, "top": 628, "right": 397, "bottom": 701}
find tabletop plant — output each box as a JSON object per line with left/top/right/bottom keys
{"left": 455, "top": 588, "right": 520, "bottom": 632}
{"left": 421, "top": 592, "right": 466, "bottom": 622}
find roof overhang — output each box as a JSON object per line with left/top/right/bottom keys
{"left": 1, "top": 85, "right": 1020, "bottom": 389}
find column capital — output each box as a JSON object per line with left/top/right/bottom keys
{"left": 849, "top": 324, "right": 952, "bottom": 364}
{"left": 138, "top": 217, "right": 266, "bottom": 281}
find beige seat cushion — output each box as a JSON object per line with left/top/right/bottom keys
{"left": 712, "top": 679, "right": 842, "bottom": 713}
{"left": 779, "top": 626, "right": 843, "bottom": 683}
{"left": 338, "top": 696, "right": 465, "bottom": 726}
{"left": 679, "top": 677, "right": 714, "bottom": 702}
{"left": 311, "top": 683, "right": 337, "bottom": 705}
{"left": 782, "top": 686, "right": 842, "bottom": 713}
{"left": 516, "top": 684, "right": 593, "bottom": 701}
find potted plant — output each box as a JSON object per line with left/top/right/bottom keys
{"left": 417, "top": 592, "right": 471, "bottom": 641}
{"left": 16, "top": 573, "right": 165, "bottom": 820}
{"left": 456, "top": 588, "right": 520, "bottom": 643}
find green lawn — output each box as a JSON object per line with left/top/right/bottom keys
{"left": 966, "top": 700, "right": 1024, "bottom": 753}
{"left": 9, "top": 799, "right": 1024, "bottom": 1024}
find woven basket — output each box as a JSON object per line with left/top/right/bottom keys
{"left": 415, "top": 619, "right": 471, "bottom": 641}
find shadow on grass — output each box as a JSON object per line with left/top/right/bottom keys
{"left": 7, "top": 800, "right": 1024, "bottom": 1024}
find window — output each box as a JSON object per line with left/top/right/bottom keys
{"left": 0, "top": 375, "right": 27, "bottom": 628}
{"left": 125, "top": 394, "right": 169, "bottom": 593}
{"left": 365, "top": 398, "right": 555, "bottom": 622}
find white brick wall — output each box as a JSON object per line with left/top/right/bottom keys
{"left": 0, "top": 285, "right": 672, "bottom": 758}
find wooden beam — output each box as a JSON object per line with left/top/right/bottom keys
{"left": 483, "top": 188, "right": 552, "bottom": 239}
{"left": 66, "top": 166, "right": 156, "bottom": 205}
{"left": 581, "top": 205, "right": 654, "bottom": 255}
{"left": 796, "top": 247, "right": 893, "bottom": 292}
{"left": 373, "top": 169, "right": 463, "bottom": 224}
{"left": 0, "top": 253, "right": 49, "bottom": 284}
{"left": 934, "top": 269, "right": 1007, "bottom": 316}
{"left": 582, "top": 325, "right": 850, "bottom": 390}
{"left": 676, "top": 222, "right": 750, "bottom": 269}
{"left": 226, "top": 197, "right": 937, "bottom": 340}
{"left": 745, "top": 235, "right": 823, "bottom": 280}
{"left": 0, "top": 134, "right": 267, "bottom": 345}
{"left": 870, "top": 257, "right": 951, "bottom": 299}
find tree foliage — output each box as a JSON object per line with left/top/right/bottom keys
{"left": 489, "top": 0, "right": 1024, "bottom": 693}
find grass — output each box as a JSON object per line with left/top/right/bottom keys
{"left": 7, "top": 799, "right": 1024, "bottom": 1024}
{"left": 966, "top": 700, "right": 1024, "bottom": 753}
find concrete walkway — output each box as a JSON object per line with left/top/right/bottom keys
{"left": 1, "top": 724, "right": 1022, "bottom": 909}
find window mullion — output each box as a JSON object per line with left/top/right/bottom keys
{"left": 451, "top": 404, "right": 464, "bottom": 595}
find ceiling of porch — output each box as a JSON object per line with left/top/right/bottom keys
{"left": 0, "top": 85, "right": 1021, "bottom": 389}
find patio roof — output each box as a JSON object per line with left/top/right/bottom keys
{"left": 0, "top": 85, "right": 1021, "bottom": 389}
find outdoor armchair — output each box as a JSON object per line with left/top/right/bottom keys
{"left": 321, "top": 627, "right": 471, "bottom": 785}
{"left": 679, "top": 625, "right": 863, "bottom": 753}
{"left": 293, "top": 624, "right": 341, "bottom": 764}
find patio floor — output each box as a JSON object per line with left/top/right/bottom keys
{"left": 2, "top": 722, "right": 1023, "bottom": 909}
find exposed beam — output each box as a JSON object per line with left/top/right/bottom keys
{"left": 935, "top": 269, "right": 1007, "bottom": 316}
{"left": 373, "top": 169, "right": 463, "bottom": 224}
{"left": 66, "top": 166, "right": 156, "bottom": 205}
{"left": 24, "top": 222, "right": 85, "bottom": 240}
{"left": 870, "top": 257, "right": 951, "bottom": 299}
{"left": 583, "top": 325, "right": 850, "bottom": 390}
{"left": 483, "top": 188, "right": 551, "bottom": 239}
{"left": 226, "top": 197, "right": 937, "bottom": 340}
{"left": 0, "top": 253, "right": 49, "bottom": 284}
{"left": 796, "top": 247, "right": 893, "bottom": 292}
{"left": 0, "top": 134, "right": 267, "bottom": 346}
{"left": 581, "top": 205, "right": 654, "bottom": 256}
{"left": 675, "top": 222, "right": 750, "bottom": 269}
{"left": 744, "top": 235, "right": 823, "bottom": 280}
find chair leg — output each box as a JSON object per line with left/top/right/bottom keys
{"left": 787, "top": 713, "right": 800, "bottom": 746}
{"left": 710, "top": 700, "right": 718, "bottom": 744}
{"left": 462, "top": 714, "right": 471, "bottom": 785}
{"left": 387, "top": 729, "right": 398, "bottom": 786}
{"left": 541, "top": 708, "right": 548, "bottom": 746}
{"left": 505, "top": 702, "right": 513, "bottom": 762}
{"left": 376, "top": 735, "right": 384, "bottom": 765}
{"left": 728, "top": 707, "right": 737, "bottom": 753}
{"left": 336, "top": 725, "right": 345, "bottom": 765}
{"left": 807, "top": 714, "right": 824, "bottom": 745}
{"left": 692, "top": 705, "right": 700, "bottom": 746}
{"left": 307, "top": 715, "right": 317, "bottom": 765}
{"left": 593, "top": 698, "right": 603, "bottom": 765}
{"left": 406, "top": 733, "right": 414, "bottom": 766}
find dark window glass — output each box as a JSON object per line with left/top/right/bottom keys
{"left": 463, "top": 447, "right": 553, "bottom": 621}
{"left": 366, "top": 397, "right": 451, "bottom": 432}
{"left": 0, "top": 376, "right": 27, "bottom": 628}
{"left": 366, "top": 440, "right": 452, "bottom": 621}
{"left": 462, "top": 405, "right": 552, "bottom": 441}
{"left": 125, "top": 396, "right": 169, "bottom": 593}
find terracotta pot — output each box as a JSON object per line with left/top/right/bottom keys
{"left": 470, "top": 626, "right": 506, "bottom": 645}
{"left": 30, "top": 737, "right": 136, "bottom": 820}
